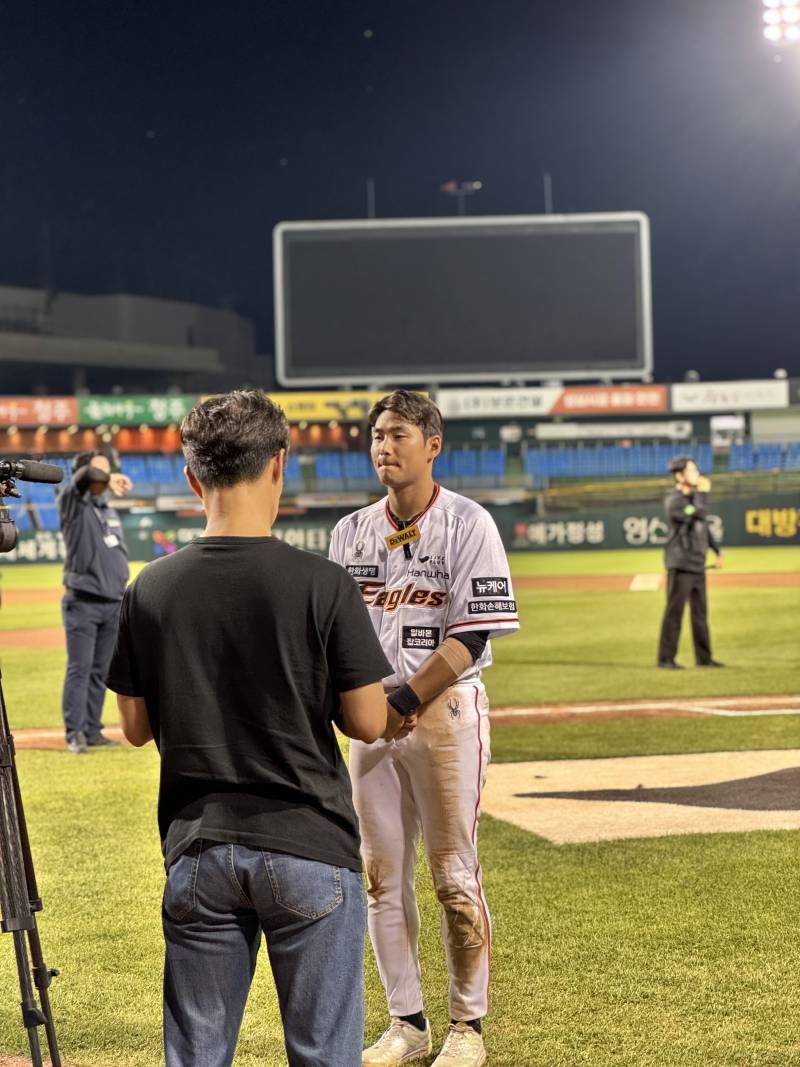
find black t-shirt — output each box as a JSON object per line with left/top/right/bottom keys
{"left": 107, "top": 536, "right": 391, "bottom": 872}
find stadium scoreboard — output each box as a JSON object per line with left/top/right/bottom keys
{"left": 274, "top": 213, "right": 652, "bottom": 387}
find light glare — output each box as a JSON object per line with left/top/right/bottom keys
{"left": 764, "top": 9, "right": 782, "bottom": 21}
{"left": 782, "top": 5, "right": 800, "bottom": 21}
{"left": 764, "top": 23, "right": 784, "bottom": 38}
{"left": 786, "top": 23, "right": 800, "bottom": 37}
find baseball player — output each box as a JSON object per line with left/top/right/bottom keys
{"left": 329, "top": 390, "right": 519, "bottom": 1067}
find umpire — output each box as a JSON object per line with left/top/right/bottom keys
{"left": 657, "top": 455, "right": 724, "bottom": 670}
{"left": 58, "top": 449, "right": 132, "bottom": 753}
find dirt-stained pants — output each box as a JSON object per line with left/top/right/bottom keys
{"left": 349, "top": 681, "right": 492, "bottom": 1022}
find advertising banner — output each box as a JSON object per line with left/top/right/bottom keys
{"left": 671, "top": 380, "right": 789, "bottom": 413}
{"left": 550, "top": 384, "right": 667, "bottom": 415}
{"left": 436, "top": 388, "right": 562, "bottom": 419}
{"left": 510, "top": 496, "right": 799, "bottom": 551}
{"left": 265, "top": 391, "right": 408, "bottom": 423}
{"left": 0, "top": 396, "right": 78, "bottom": 427}
{"left": 436, "top": 384, "right": 667, "bottom": 419}
{"left": 78, "top": 395, "right": 198, "bottom": 426}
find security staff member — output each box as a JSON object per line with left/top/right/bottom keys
{"left": 58, "top": 450, "right": 133, "bottom": 753}
{"left": 657, "top": 455, "right": 724, "bottom": 670}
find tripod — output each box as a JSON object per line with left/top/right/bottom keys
{"left": 0, "top": 668, "right": 62, "bottom": 1066}
{"left": 0, "top": 474, "right": 62, "bottom": 1065}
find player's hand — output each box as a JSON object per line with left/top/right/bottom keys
{"left": 383, "top": 705, "right": 417, "bottom": 742}
{"left": 697, "top": 476, "right": 711, "bottom": 493}
{"left": 715, "top": 554, "right": 724, "bottom": 569}
{"left": 109, "top": 473, "right": 133, "bottom": 497}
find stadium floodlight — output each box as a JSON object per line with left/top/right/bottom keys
{"left": 762, "top": 0, "right": 800, "bottom": 43}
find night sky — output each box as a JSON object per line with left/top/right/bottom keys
{"left": 2, "top": 0, "right": 799, "bottom": 382}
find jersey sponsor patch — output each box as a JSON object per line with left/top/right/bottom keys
{"left": 385, "top": 524, "right": 421, "bottom": 551}
{"left": 467, "top": 598, "right": 517, "bottom": 615}
{"left": 402, "top": 625, "right": 440, "bottom": 649}
{"left": 471, "top": 576, "right": 510, "bottom": 598}
{"left": 347, "top": 564, "right": 380, "bottom": 578}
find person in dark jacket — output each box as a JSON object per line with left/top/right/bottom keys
{"left": 58, "top": 449, "right": 133, "bottom": 753}
{"left": 657, "top": 456, "right": 724, "bottom": 670}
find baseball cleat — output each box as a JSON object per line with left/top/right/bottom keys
{"left": 362, "top": 1017, "right": 433, "bottom": 1065}
{"left": 431, "top": 1022, "right": 487, "bottom": 1066}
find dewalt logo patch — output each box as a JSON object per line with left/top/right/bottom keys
{"left": 385, "top": 524, "right": 421, "bottom": 551}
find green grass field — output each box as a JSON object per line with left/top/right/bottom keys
{"left": 1, "top": 547, "right": 799, "bottom": 729}
{"left": 0, "top": 547, "right": 797, "bottom": 1065}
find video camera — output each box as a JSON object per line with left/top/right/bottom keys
{"left": 0, "top": 459, "right": 64, "bottom": 554}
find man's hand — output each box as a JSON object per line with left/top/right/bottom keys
{"left": 109, "top": 473, "right": 133, "bottom": 497}
{"left": 715, "top": 554, "right": 724, "bottom": 569}
{"left": 383, "top": 704, "right": 417, "bottom": 742}
{"left": 697, "top": 475, "right": 711, "bottom": 493}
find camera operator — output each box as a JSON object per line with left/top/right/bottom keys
{"left": 106, "top": 390, "right": 390, "bottom": 1067}
{"left": 657, "top": 455, "right": 724, "bottom": 669}
{"left": 58, "top": 449, "right": 133, "bottom": 753}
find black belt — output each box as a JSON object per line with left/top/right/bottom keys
{"left": 67, "top": 589, "right": 120, "bottom": 604}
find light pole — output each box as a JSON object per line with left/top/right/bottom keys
{"left": 439, "top": 179, "right": 483, "bottom": 215}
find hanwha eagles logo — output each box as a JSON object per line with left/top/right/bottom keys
{"left": 353, "top": 540, "right": 366, "bottom": 562}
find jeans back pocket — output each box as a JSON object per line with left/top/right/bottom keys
{"left": 263, "top": 852, "right": 343, "bottom": 920}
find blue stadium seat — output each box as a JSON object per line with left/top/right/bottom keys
{"left": 315, "top": 452, "right": 344, "bottom": 482}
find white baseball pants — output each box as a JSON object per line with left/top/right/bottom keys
{"left": 349, "top": 681, "right": 492, "bottom": 1022}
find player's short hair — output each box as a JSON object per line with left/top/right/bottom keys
{"left": 368, "top": 390, "right": 443, "bottom": 441}
{"left": 181, "top": 390, "right": 289, "bottom": 489}
{"left": 668, "top": 455, "right": 694, "bottom": 477}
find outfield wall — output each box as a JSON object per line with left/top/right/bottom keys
{"left": 2, "top": 493, "right": 797, "bottom": 564}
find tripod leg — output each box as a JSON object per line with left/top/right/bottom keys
{"left": 0, "top": 669, "right": 62, "bottom": 1065}
{"left": 27, "top": 923, "right": 62, "bottom": 1067}
{"left": 7, "top": 730, "right": 62, "bottom": 1065}
{"left": 12, "top": 929, "right": 45, "bottom": 1067}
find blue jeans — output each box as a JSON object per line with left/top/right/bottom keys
{"left": 162, "top": 841, "right": 367, "bottom": 1067}
{"left": 61, "top": 593, "right": 120, "bottom": 740}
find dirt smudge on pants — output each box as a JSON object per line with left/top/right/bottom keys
{"left": 366, "top": 859, "right": 388, "bottom": 903}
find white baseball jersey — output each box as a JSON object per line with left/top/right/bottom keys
{"left": 329, "top": 484, "right": 519, "bottom": 688}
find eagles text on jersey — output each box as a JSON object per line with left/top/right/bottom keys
{"left": 329, "top": 485, "right": 519, "bottom": 689}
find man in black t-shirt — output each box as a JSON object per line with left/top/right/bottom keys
{"left": 107, "top": 390, "right": 390, "bottom": 1067}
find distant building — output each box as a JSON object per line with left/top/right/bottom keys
{"left": 0, "top": 285, "right": 266, "bottom": 393}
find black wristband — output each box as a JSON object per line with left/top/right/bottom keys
{"left": 387, "top": 683, "right": 421, "bottom": 718}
